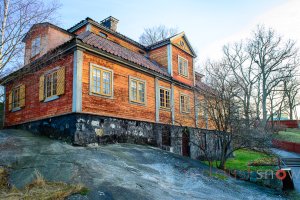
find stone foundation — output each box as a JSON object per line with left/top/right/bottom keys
{"left": 13, "top": 113, "right": 222, "bottom": 159}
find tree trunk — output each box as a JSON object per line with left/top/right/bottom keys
{"left": 262, "top": 76, "right": 267, "bottom": 126}
{"left": 290, "top": 107, "right": 293, "bottom": 120}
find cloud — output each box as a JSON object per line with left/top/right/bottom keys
{"left": 201, "top": 0, "right": 300, "bottom": 64}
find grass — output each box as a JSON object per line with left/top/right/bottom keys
{"left": 0, "top": 167, "right": 88, "bottom": 200}
{"left": 204, "top": 149, "right": 277, "bottom": 171}
{"left": 203, "top": 170, "right": 228, "bottom": 181}
{"left": 273, "top": 128, "right": 300, "bottom": 143}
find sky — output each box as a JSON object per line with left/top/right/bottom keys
{"left": 52, "top": 0, "right": 299, "bottom": 64}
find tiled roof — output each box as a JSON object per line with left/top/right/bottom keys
{"left": 145, "top": 33, "right": 181, "bottom": 50}
{"left": 77, "top": 31, "right": 170, "bottom": 76}
{"left": 195, "top": 81, "right": 215, "bottom": 94}
{"left": 68, "top": 18, "right": 146, "bottom": 50}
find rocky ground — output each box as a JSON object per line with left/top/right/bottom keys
{"left": 0, "top": 129, "right": 286, "bottom": 200}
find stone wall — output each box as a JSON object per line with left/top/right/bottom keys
{"left": 14, "top": 113, "right": 223, "bottom": 159}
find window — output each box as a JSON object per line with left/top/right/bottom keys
{"left": 99, "top": 32, "right": 108, "bottom": 38}
{"left": 129, "top": 77, "right": 146, "bottom": 104}
{"left": 39, "top": 67, "right": 65, "bottom": 102}
{"left": 90, "top": 65, "right": 113, "bottom": 97}
{"left": 160, "top": 88, "right": 170, "bottom": 109}
{"left": 31, "top": 37, "right": 41, "bottom": 57}
{"left": 178, "top": 56, "right": 188, "bottom": 77}
{"left": 45, "top": 71, "right": 58, "bottom": 98}
{"left": 8, "top": 84, "right": 25, "bottom": 111}
{"left": 180, "top": 94, "right": 190, "bottom": 113}
{"left": 12, "top": 86, "right": 21, "bottom": 109}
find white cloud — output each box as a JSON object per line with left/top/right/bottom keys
{"left": 201, "top": 0, "right": 300, "bottom": 64}
{"left": 200, "top": 0, "right": 300, "bottom": 119}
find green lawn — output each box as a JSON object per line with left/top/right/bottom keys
{"left": 204, "top": 149, "right": 277, "bottom": 171}
{"left": 273, "top": 128, "right": 300, "bottom": 143}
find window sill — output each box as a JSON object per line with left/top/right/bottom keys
{"left": 89, "top": 92, "right": 113, "bottom": 99}
{"left": 44, "top": 95, "right": 59, "bottom": 102}
{"left": 129, "top": 100, "right": 146, "bottom": 106}
{"left": 159, "top": 107, "right": 171, "bottom": 112}
{"left": 180, "top": 111, "right": 191, "bottom": 114}
{"left": 11, "top": 107, "right": 21, "bottom": 112}
{"left": 179, "top": 74, "right": 189, "bottom": 79}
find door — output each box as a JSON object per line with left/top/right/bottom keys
{"left": 182, "top": 129, "right": 190, "bottom": 157}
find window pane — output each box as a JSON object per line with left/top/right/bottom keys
{"left": 12, "top": 87, "right": 20, "bottom": 108}
{"left": 160, "top": 89, "right": 165, "bottom": 107}
{"left": 103, "top": 71, "right": 111, "bottom": 95}
{"left": 31, "top": 37, "right": 41, "bottom": 57}
{"left": 131, "top": 80, "right": 137, "bottom": 101}
{"left": 46, "top": 74, "right": 52, "bottom": 98}
{"left": 179, "top": 59, "right": 183, "bottom": 74}
{"left": 184, "top": 60, "right": 188, "bottom": 76}
{"left": 93, "top": 68, "right": 101, "bottom": 93}
{"left": 181, "top": 96, "right": 184, "bottom": 111}
{"left": 166, "top": 90, "right": 170, "bottom": 108}
{"left": 52, "top": 72, "right": 57, "bottom": 95}
{"left": 138, "top": 82, "right": 145, "bottom": 102}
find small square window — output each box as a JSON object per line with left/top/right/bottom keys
{"left": 99, "top": 32, "right": 108, "bottom": 38}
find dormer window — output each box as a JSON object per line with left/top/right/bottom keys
{"left": 31, "top": 37, "right": 41, "bottom": 57}
{"left": 178, "top": 56, "right": 188, "bottom": 77}
{"left": 99, "top": 32, "right": 108, "bottom": 38}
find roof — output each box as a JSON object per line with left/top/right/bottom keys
{"left": 22, "top": 22, "right": 73, "bottom": 42}
{"left": 195, "top": 80, "right": 215, "bottom": 94}
{"left": 77, "top": 31, "right": 170, "bottom": 76}
{"left": 146, "top": 32, "right": 197, "bottom": 57}
{"left": 146, "top": 33, "right": 181, "bottom": 49}
{"left": 67, "top": 17, "right": 197, "bottom": 58}
{"left": 68, "top": 17, "right": 146, "bottom": 50}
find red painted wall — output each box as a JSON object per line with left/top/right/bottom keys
{"left": 268, "top": 120, "right": 300, "bottom": 128}
{"left": 273, "top": 139, "right": 300, "bottom": 154}
{"left": 5, "top": 54, "right": 74, "bottom": 126}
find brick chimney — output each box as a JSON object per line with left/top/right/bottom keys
{"left": 100, "top": 16, "right": 119, "bottom": 31}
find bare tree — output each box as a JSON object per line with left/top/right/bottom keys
{"left": 247, "top": 25, "right": 299, "bottom": 125}
{"left": 139, "top": 25, "right": 178, "bottom": 46}
{"left": 223, "top": 42, "right": 258, "bottom": 128}
{"left": 199, "top": 60, "right": 271, "bottom": 169}
{"left": 0, "top": 0, "right": 60, "bottom": 78}
{"left": 283, "top": 77, "right": 300, "bottom": 120}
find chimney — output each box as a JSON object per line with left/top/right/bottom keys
{"left": 100, "top": 16, "right": 119, "bottom": 31}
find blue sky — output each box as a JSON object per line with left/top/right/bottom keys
{"left": 52, "top": 0, "right": 294, "bottom": 64}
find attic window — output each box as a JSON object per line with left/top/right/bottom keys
{"left": 31, "top": 37, "right": 41, "bottom": 57}
{"left": 99, "top": 32, "right": 107, "bottom": 38}
{"left": 180, "top": 40, "right": 185, "bottom": 47}
{"left": 138, "top": 50, "right": 145, "bottom": 55}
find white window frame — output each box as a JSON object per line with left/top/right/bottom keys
{"left": 129, "top": 76, "right": 147, "bottom": 105}
{"left": 178, "top": 55, "right": 188, "bottom": 78}
{"left": 31, "top": 36, "right": 41, "bottom": 57}
{"left": 180, "top": 93, "right": 190, "bottom": 113}
{"left": 89, "top": 63, "right": 114, "bottom": 98}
